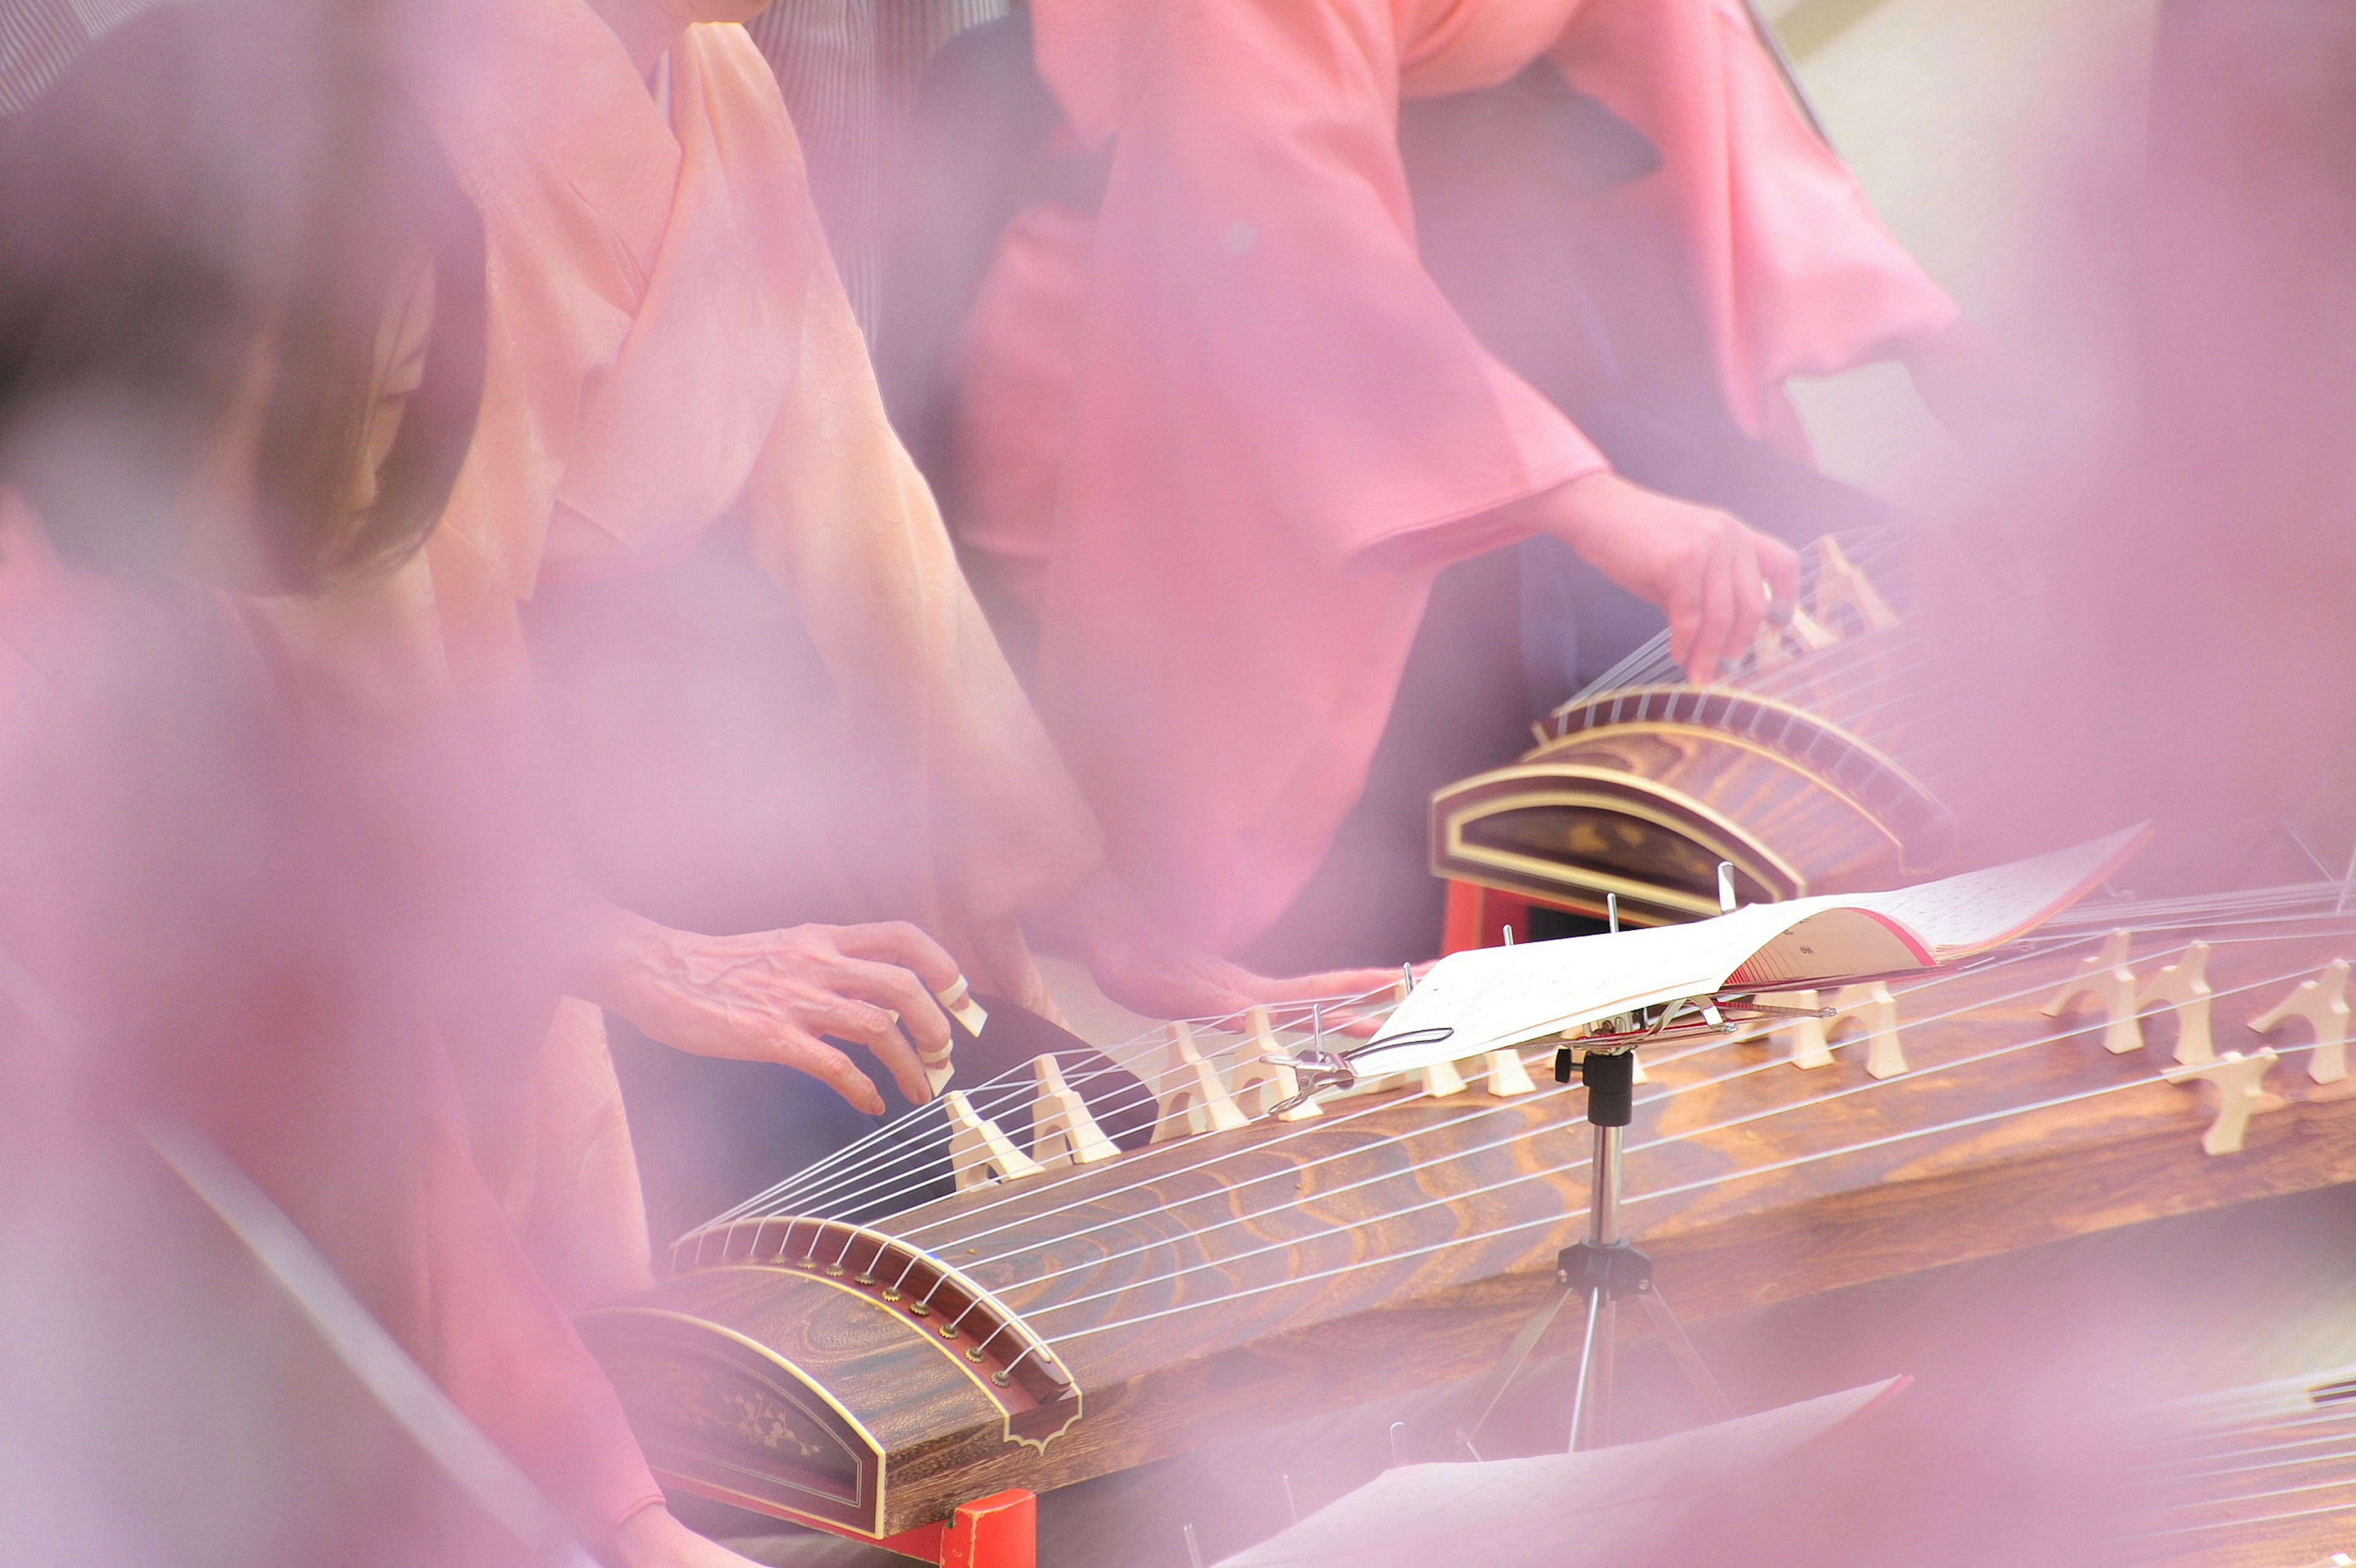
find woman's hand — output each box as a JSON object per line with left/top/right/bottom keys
{"left": 1045, "top": 869, "right": 1401, "bottom": 1031}
{"left": 561, "top": 902, "right": 960, "bottom": 1115}
{"left": 1525, "top": 471, "right": 1801, "bottom": 685}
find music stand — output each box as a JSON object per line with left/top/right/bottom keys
{"left": 1461, "top": 1042, "right": 1732, "bottom": 1455}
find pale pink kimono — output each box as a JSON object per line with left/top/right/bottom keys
{"left": 952, "top": 0, "right": 1960, "bottom": 955}
{"left": 0, "top": 496, "right": 666, "bottom": 1543}
{"left": 258, "top": 0, "right": 1103, "bottom": 1304}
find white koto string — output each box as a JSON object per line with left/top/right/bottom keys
{"left": 2152, "top": 1362, "right": 2356, "bottom": 1418}
{"left": 733, "top": 1002, "right": 1326, "bottom": 1216}
{"left": 1563, "top": 547, "right": 2049, "bottom": 777}
{"left": 735, "top": 890, "right": 2356, "bottom": 1262}
{"left": 2135, "top": 1400, "right": 2356, "bottom": 1515}
{"left": 2137, "top": 1473, "right": 2356, "bottom": 1535}
{"left": 722, "top": 1048, "right": 1152, "bottom": 1226}
{"left": 925, "top": 916, "right": 2265, "bottom": 1275}
{"left": 2043, "top": 885, "right": 2349, "bottom": 931}
{"left": 2149, "top": 1407, "right": 2356, "bottom": 1461}
{"left": 695, "top": 1056, "right": 1076, "bottom": 1231}
{"left": 756, "top": 1037, "right": 1492, "bottom": 1248}
{"left": 701, "top": 985, "right": 1401, "bottom": 1233}
{"left": 884, "top": 1021, "right": 1768, "bottom": 1262}
{"left": 2135, "top": 1497, "right": 2356, "bottom": 1542}
{"left": 930, "top": 928, "right": 2162, "bottom": 1293}
{"left": 738, "top": 988, "right": 1409, "bottom": 1227}
{"left": 714, "top": 984, "right": 1395, "bottom": 1220}
{"left": 899, "top": 938, "right": 1998, "bottom": 1269}
{"left": 711, "top": 999, "right": 1310, "bottom": 1223}
{"left": 895, "top": 1003, "right": 1788, "bottom": 1258}
{"left": 742, "top": 904, "right": 2334, "bottom": 1262}
{"left": 1568, "top": 630, "right": 1934, "bottom": 732}
{"left": 1557, "top": 633, "right": 1949, "bottom": 755}
{"left": 1034, "top": 1026, "right": 2332, "bottom": 1350}
{"left": 2145, "top": 1423, "right": 2356, "bottom": 1481}
{"left": 1774, "top": 647, "right": 1982, "bottom": 755}
{"left": 2084, "top": 1381, "right": 2356, "bottom": 1542}
{"left": 726, "top": 901, "right": 2356, "bottom": 1266}
{"left": 1563, "top": 632, "right": 1984, "bottom": 812}
{"left": 1567, "top": 527, "right": 1914, "bottom": 699}
{"left": 908, "top": 905, "right": 2252, "bottom": 1261}
{"left": 1015, "top": 946, "right": 2336, "bottom": 1343}
{"left": 677, "top": 915, "right": 2354, "bottom": 1382}
{"left": 2141, "top": 1402, "right": 2356, "bottom": 1466}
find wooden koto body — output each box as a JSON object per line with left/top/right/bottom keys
{"left": 1432, "top": 677, "right": 1950, "bottom": 925}
{"left": 1431, "top": 536, "right": 1964, "bottom": 926}
{"left": 583, "top": 907, "right": 2356, "bottom": 1539}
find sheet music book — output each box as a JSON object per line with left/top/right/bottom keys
{"left": 1212, "top": 1378, "right": 1905, "bottom": 1568}
{"left": 1355, "top": 826, "right": 2146, "bottom": 1078}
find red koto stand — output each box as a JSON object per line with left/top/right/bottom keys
{"left": 871, "top": 1490, "right": 1036, "bottom": 1568}
{"left": 1442, "top": 879, "right": 1588, "bottom": 955}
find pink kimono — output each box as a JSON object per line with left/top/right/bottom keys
{"left": 232, "top": 0, "right": 1113, "bottom": 1312}
{"left": 0, "top": 496, "right": 666, "bottom": 1545}
{"left": 952, "top": 0, "right": 1959, "bottom": 953}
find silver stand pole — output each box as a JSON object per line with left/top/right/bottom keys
{"left": 1568, "top": 1120, "right": 1623, "bottom": 1449}
{"left": 1464, "top": 1045, "right": 1732, "bottom": 1458}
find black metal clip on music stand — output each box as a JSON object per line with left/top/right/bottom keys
{"left": 1461, "top": 1043, "right": 1732, "bottom": 1455}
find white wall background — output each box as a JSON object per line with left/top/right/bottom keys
{"left": 1762, "top": 0, "right": 2162, "bottom": 512}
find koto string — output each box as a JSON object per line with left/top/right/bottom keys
{"left": 725, "top": 1012, "right": 1292, "bottom": 1218}
{"left": 752, "top": 980, "right": 1404, "bottom": 1216}
{"left": 983, "top": 930, "right": 2224, "bottom": 1315}
{"left": 926, "top": 932, "right": 2181, "bottom": 1295}
{"left": 730, "top": 990, "right": 1406, "bottom": 1230}
{"left": 1014, "top": 946, "right": 2337, "bottom": 1341}
{"left": 891, "top": 933, "right": 1981, "bottom": 1262}
{"left": 688, "top": 1012, "right": 1432, "bottom": 1262}
{"left": 725, "top": 1048, "right": 1147, "bottom": 1225}
{"left": 733, "top": 861, "right": 2313, "bottom": 1232}
{"left": 2152, "top": 1361, "right": 2356, "bottom": 1415}
{"left": 749, "top": 983, "right": 1419, "bottom": 1228}
{"left": 703, "top": 903, "right": 2356, "bottom": 1298}
{"left": 2142, "top": 1407, "right": 2356, "bottom": 1469}
{"left": 1037, "top": 1030, "right": 2332, "bottom": 1349}
{"left": 1567, "top": 526, "right": 1915, "bottom": 701}
{"left": 2127, "top": 1361, "right": 2356, "bottom": 1532}
{"left": 2135, "top": 1497, "right": 2356, "bottom": 1541}
{"left": 1549, "top": 636, "right": 1952, "bottom": 763}
{"left": 2138, "top": 1478, "right": 2356, "bottom": 1535}
{"left": 695, "top": 984, "right": 1406, "bottom": 1239}
{"left": 709, "top": 1006, "right": 1279, "bottom": 1226}
{"left": 728, "top": 901, "right": 2356, "bottom": 1267}
{"left": 2158, "top": 1422, "right": 2356, "bottom": 1469}
{"left": 695, "top": 1059, "right": 1055, "bottom": 1233}
{"left": 744, "top": 904, "right": 2343, "bottom": 1261}
{"left": 890, "top": 911, "right": 2213, "bottom": 1256}
{"left": 919, "top": 918, "right": 2235, "bottom": 1272}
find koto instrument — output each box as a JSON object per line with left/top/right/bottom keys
{"left": 581, "top": 880, "right": 2356, "bottom": 1544}
{"left": 1431, "top": 530, "right": 1960, "bottom": 930}
{"left": 2135, "top": 1364, "right": 2356, "bottom": 1568}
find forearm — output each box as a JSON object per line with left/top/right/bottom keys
{"left": 540, "top": 886, "right": 674, "bottom": 1016}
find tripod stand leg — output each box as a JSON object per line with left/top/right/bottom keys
{"left": 1460, "top": 1278, "right": 1576, "bottom": 1453}
{"left": 1633, "top": 1285, "right": 1733, "bottom": 1420}
{"left": 1590, "top": 1297, "right": 1617, "bottom": 1448}
{"left": 1569, "top": 1286, "right": 1607, "bottom": 1451}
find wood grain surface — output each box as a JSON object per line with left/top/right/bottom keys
{"left": 591, "top": 911, "right": 2356, "bottom": 1536}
